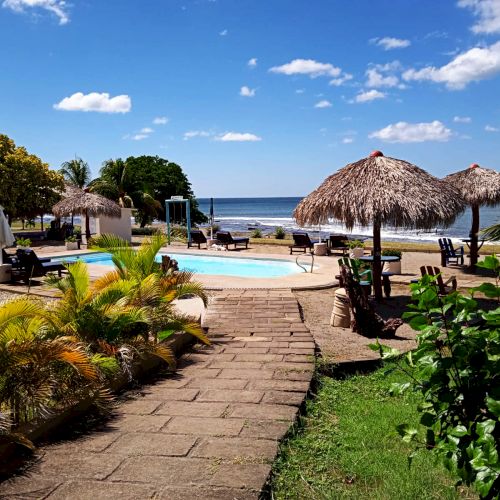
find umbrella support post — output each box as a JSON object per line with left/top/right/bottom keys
{"left": 372, "top": 220, "right": 383, "bottom": 301}
{"left": 468, "top": 204, "right": 480, "bottom": 271}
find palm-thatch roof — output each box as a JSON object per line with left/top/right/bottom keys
{"left": 444, "top": 164, "right": 500, "bottom": 206}
{"left": 294, "top": 152, "right": 465, "bottom": 230}
{"left": 52, "top": 189, "right": 121, "bottom": 218}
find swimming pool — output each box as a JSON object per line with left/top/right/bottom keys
{"left": 56, "top": 252, "right": 301, "bottom": 278}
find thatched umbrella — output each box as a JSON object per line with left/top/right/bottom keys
{"left": 444, "top": 164, "right": 500, "bottom": 269}
{"left": 294, "top": 151, "right": 465, "bottom": 300}
{"left": 53, "top": 188, "right": 121, "bottom": 241}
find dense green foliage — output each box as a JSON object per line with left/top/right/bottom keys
{"left": 275, "top": 226, "right": 286, "bottom": 239}
{"left": 346, "top": 239, "right": 365, "bottom": 249}
{"left": 373, "top": 255, "right": 500, "bottom": 498}
{"left": 251, "top": 228, "right": 263, "bottom": 238}
{"left": 382, "top": 248, "right": 403, "bottom": 258}
{"left": 0, "top": 134, "right": 64, "bottom": 222}
{"left": 59, "top": 157, "right": 91, "bottom": 189}
{"left": 271, "top": 366, "right": 466, "bottom": 499}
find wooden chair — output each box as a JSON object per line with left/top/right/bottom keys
{"left": 420, "top": 265, "right": 457, "bottom": 295}
{"left": 289, "top": 232, "right": 314, "bottom": 254}
{"left": 328, "top": 234, "right": 348, "bottom": 256}
{"left": 215, "top": 231, "right": 249, "bottom": 250}
{"left": 187, "top": 230, "right": 208, "bottom": 249}
{"left": 438, "top": 238, "right": 464, "bottom": 267}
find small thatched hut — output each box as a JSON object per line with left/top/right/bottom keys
{"left": 294, "top": 151, "right": 465, "bottom": 300}
{"left": 444, "top": 164, "right": 500, "bottom": 268}
{"left": 53, "top": 188, "right": 121, "bottom": 241}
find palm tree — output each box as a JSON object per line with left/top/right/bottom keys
{"left": 481, "top": 222, "right": 500, "bottom": 242}
{"left": 59, "top": 157, "right": 91, "bottom": 189}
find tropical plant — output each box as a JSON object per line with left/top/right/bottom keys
{"left": 15, "top": 238, "right": 31, "bottom": 248}
{"left": 346, "top": 239, "right": 364, "bottom": 249}
{"left": 89, "top": 233, "right": 209, "bottom": 347}
{"left": 275, "top": 226, "right": 286, "bottom": 239}
{"left": 59, "top": 157, "right": 91, "bottom": 189}
{"left": 382, "top": 248, "right": 403, "bottom": 258}
{"left": 481, "top": 222, "right": 500, "bottom": 242}
{"left": 251, "top": 228, "right": 263, "bottom": 238}
{"left": 65, "top": 235, "right": 77, "bottom": 243}
{"left": 371, "top": 255, "right": 500, "bottom": 498}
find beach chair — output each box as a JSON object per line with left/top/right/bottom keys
{"left": 420, "top": 265, "right": 457, "bottom": 296}
{"left": 438, "top": 238, "right": 464, "bottom": 267}
{"left": 216, "top": 231, "right": 249, "bottom": 250}
{"left": 337, "top": 257, "right": 372, "bottom": 296}
{"left": 289, "top": 232, "right": 314, "bottom": 254}
{"left": 328, "top": 234, "right": 349, "bottom": 256}
{"left": 187, "top": 229, "right": 208, "bottom": 249}
{"left": 14, "top": 249, "right": 65, "bottom": 282}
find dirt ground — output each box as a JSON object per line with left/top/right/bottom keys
{"left": 295, "top": 284, "right": 418, "bottom": 365}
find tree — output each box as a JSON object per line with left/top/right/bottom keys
{"left": 59, "top": 157, "right": 91, "bottom": 188}
{"left": 0, "top": 134, "right": 64, "bottom": 224}
{"left": 124, "top": 155, "right": 207, "bottom": 227}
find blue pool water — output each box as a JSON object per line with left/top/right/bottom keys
{"left": 57, "top": 252, "right": 300, "bottom": 278}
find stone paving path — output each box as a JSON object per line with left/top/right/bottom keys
{"left": 1, "top": 290, "right": 315, "bottom": 500}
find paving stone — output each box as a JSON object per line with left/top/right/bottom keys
{"left": 164, "top": 416, "right": 245, "bottom": 436}
{"left": 210, "top": 463, "right": 271, "bottom": 490}
{"left": 47, "top": 431, "right": 121, "bottom": 454}
{"left": 273, "top": 370, "right": 313, "bottom": 381}
{"left": 234, "top": 353, "right": 283, "bottom": 363}
{"left": 240, "top": 419, "right": 291, "bottom": 439}
{"left": 109, "top": 414, "right": 171, "bottom": 433}
{"left": 116, "top": 398, "right": 164, "bottom": 415}
{"left": 176, "top": 368, "right": 221, "bottom": 378}
{"left": 263, "top": 391, "right": 306, "bottom": 406}
{"left": 197, "top": 389, "right": 264, "bottom": 404}
{"left": 185, "top": 377, "right": 249, "bottom": 390}
{"left": 109, "top": 456, "right": 212, "bottom": 484}
{"left": 210, "top": 361, "right": 263, "bottom": 370}
{"left": 138, "top": 388, "right": 200, "bottom": 401}
{"left": 223, "top": 347, "right": 270, "bottom": 354}
{"left": 218, "top": 368, "right": 274, "bottom": 380}
{"left": 155, "top": 401, "right": 229, "bottom": 417}
{"left": 229, "top": 403, "right": 298, "bottom": 421}
{"left": 47, "top": 480, "right": 157, "bottom": 499}
{"left": 106, "top": 433, "right": 197, "bottom": 456}
{"left": 191, "top": 437, "right": 277, "bottom": 460}
{"left": 248, "top": 379, "right": 311, "bottom": 392}
{"left": 158, "top": 486, "right": 258, "bottom": 500}
{"left": 0, "top": 477, "right": 61, "bottom": 498}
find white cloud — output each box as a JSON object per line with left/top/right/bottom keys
{"left": 458, "top": 0, "right": 500, "bottom": 34}
{"left": 342, "top": 137, "right": 354, "bottom": 144}
{"left": 453, "top": 115, "right": 472, "bottom": 123}
{"left": 240, "top": 86, "right": 256, "bottom": 97}
{"left": 295, "top": 88, "right": 305, "bottom": 94}
{"left": 403, "top": 41, "right": 500, "bottom": 89}
{"left": 183, "top": 130, "right": 212, "bottom": 140}
{"left": 371, "top": 37, "right": 411, "bottom": 50}
{"left": 329, "top": 73, "right": 353, "bottom": 86}
{"left": 153, "top": 116, "right": 168, "bottom": 125}
{"left": 485, "top": 124, "right": 499, "bottom": 131}
{"left": 248, "top": 58, "right": 257, "bottom": 67}
{"left": 369, "top": 120, "right": 452, "bottom": 143}
{"left": 54, "top": 92, "right": 131, "bottom": 113}
{"left": 354, "top": 89, "right": 386, "bottom": 103}
{"left": 2, "top": 0, "right": 69, "bottom": 24}
{"left": 314, "top": 99, "right": 332, "bottom": 108}
{"left": 269, "top": 58, "right": 342, "bottom": 78}
{"left": 366, "top": 68, "right": 399, "bottom": 88}
{"left": 140, "top": 127, "right": 153, "bottom": 134}
{"left": 219, "top": 29, "right": 227, "bottom": 36}
{"left": 131, "top": 134, "right": 148, "bottom": 141}
{"left": 216, "top": 132, "right": 262, "bottom": 142}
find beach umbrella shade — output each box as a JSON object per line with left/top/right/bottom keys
{"left": 294, "top": 151, "right": 465, "bottom": 300}
{"left": 444, "top": 163, "right": 500, "bottom": 269}
{"left": 52, "top": 188, "right": 121, "bottom": 241}
{"left": 0, "top": 205, "right": 15, "bottom": 265}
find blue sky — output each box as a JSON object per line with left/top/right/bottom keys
{"left": 1, "top": 0, "right": 499, "bottom": 197}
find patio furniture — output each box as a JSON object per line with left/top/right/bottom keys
{"left": 358, "top": 255, "right": 396, "bottom": 298}
{"left": 420, "top": 265, "right": 457, "bottom": 295}
{"left": 328, "top": 234, "right": 348, "bottom": 255}
{"left": 188, "top": 229, "right": 208, "bottom": 249}
{"left": 14, "top": 249, "right": 65, "bottom": 282}
{"left": 216, "top": 231, "right": 249, "bottom": 250}
{"left": 337, "top": 257, "right": 372, "bottom": 297}
{"left": 438, "top": 238, "right": 464, "bottom": 267}
{"left": 289, "top": 232, "right": 314, "bottom": 254}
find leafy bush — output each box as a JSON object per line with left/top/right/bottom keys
{"left": 15, "top": 237, "right": 31, "bottom": 247}
{"left": 346, "top": 239, "right": 364, "bottom": 249}
{"left": 372, "top": 254, "right": 500, "bottom": 498}
{"left": 65, "top": 235, "right": 77, "bottom": 243}
{"left": 275, "top": 227, "right": 286, "bottom": 239}
{"left": 132, "top": 227, "right": 159, "bottom": 236}
{"left": 382, "top": 248, "right": 402, "bottom": 258}
{"left": 209, "top": 223, "right": 220, "bottom": 234}
{"left": 251, "top": 228, "right": 263, "bottom": 238}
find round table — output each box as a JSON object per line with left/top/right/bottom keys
{"left": 358, "top": 255, "right": 401, "bottom": 298}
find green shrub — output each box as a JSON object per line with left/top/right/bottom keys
{"left": 132, "top": 227, "right": 159, "bottom": 236}
{"left": 209, "top": 223, "right": 220, "bottom": 234}
{"left": 251, "top": 228, "right": 263, "bottom": 238}
{"left": 382, "top": 248, "right": 402, "bottom": 258}
{"left": 16, "top": 237, "right": 31, "bottom": 247}
{"left": 346, "top": 239, "right": 364, "bottom": 249}
{"left": 275, "top": 227, "right": 286, "bottom": 239}
{"left": 372, "top": 254, "right": 500, "bottom": 498}
{"left": 65, "top": 236, "right": 77, "bottom": 243}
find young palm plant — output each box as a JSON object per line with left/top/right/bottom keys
{"left": 89, "top": 233, "right": 209, "bottom": 346}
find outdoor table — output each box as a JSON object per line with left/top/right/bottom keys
{"left": 461, "top": 238, "right": 486, "bottom": 253}
{"left": 358, "top": 255, "right": 400, "bottom": 298}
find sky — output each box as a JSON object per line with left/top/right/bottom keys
{"left": 1, "top": 0, "right": 500, "bottom": 198}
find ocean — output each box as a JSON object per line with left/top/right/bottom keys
{"left": 197, "top": 197, "right": 499, "bottom": 244}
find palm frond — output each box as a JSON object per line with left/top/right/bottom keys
{"left": 480, "top": 222, "right": 500, "bottom": 242}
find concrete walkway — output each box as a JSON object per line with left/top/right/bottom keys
{"left": 0, "top": 290, "right": 315, "bottom": 499}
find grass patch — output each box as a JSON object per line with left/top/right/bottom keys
{"left": 270, "top": 364, "right": 475, "bottom": 499}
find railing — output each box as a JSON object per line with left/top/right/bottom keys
{"left": 296, "top": 253, "right": 315, "bottom": 273}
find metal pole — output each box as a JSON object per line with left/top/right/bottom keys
{"left": 166, "top": 201, "right": 171, "bottom": 244}
{"left": 186, "top": 199, "right": 191, "bottom": 244}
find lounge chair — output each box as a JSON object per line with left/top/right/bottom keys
{"left": 420, "top": 265, "right": 457, "bottom": 295}
{"left": 14, "top": 249, "right": 65, "bottom": 282}
{"left": 289, "top": 232, "right": 314, "bottom": 254}
{"left": 328, "top": 234, "right": 348, "bottom": 256}
{"left": 187, "top": 230, "right": 208, "bottom": 249}
{"left": 216, "top": 231, "right": 249, "bottom": 250}
{"left": 438, "top": 238, "right": 464, "bottom": 267}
